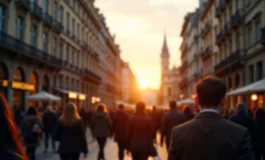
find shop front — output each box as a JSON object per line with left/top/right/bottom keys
{"left": 226, "top": 78, "right": 265, "bottom": 109}
{"left": 54, "top": 88, "right": 86, "bottom": 109}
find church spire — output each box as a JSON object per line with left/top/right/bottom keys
{"left": 161, "top": 31, "right": 169, "bottom": 56}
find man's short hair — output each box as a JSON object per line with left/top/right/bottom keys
{"left": 169, "top": 100, "right": 177, "bottom": 109}
{"left": 237, "top": 103, "right": 246, "bottom": 112}
{"left": 195, "top": 76, "right": 227, "bottom": 108}
{"left": 136, "top": 102, "right": 146, "bottom": 113}
{"left": 118, "top": 104, "right": 124, "bottom": 110}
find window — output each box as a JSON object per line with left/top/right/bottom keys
{"left": 248, "top": 27, "right": 252, "bottom": 47}
{"left": 77, "top": 23, "right": 79, "bottom": 40}
{"left": 229, "top": 39, "right": 232, "bottom": 54}
{"left": 31, "top": 25, "right": 37, "bottom": 47}
{"left": 72, "top": 49, "right": 75, "bottom": 65}
{"left": 229, "top": 5, "right": 232, "bottom": 17}
{"left": 236, "top": 0, "right": 240, "bottom": 9}
{"left": 257, "top": 61, "right": 263, "bottom": 81}
{"left": 43, "top": 32, "right": 48, "bottom": 52}
{"left": 43, "top": 0, "right": 48, "bottom": 14}
{"left": 236, "top": 32, "right": 240, "bottom": 50}
{"left": 256, "top": 21, "right": 261, "bottom": 41}
{"left": 59, "top": 43, "right": 63, "bottom": 60}
{"left": 167, "top": 87, "right": 172, "bottom": 97}
{"left": 76, "top": 53, "right": 79, "bottom": 68}
{"left": 53, "top": 2, "right": 57, "bottom": 20}
{"left": 17, "top": 17, "right": 24, "bottom": 41}
{"left": 66, "top": 45, "right": 70, "bottom": 62}
{"left": 59, "top": 7, "right": 64, "bottom": 24}
{"left": 66, "top": 13, "right": 70, "bottom": 31}
{"left": 249, "top": 65, "right": 254, "bottom": 83}
{"left": 0, "top": 5, "right": 5, "bottom": 32}
{"left": 52, "top": 38, "right": 56, "bottom": 56}
{"left": 72, "top": 18, "right": 75, "bottom": 37}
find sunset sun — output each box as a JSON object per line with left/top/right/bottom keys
{"left": 139, "top": 81, "right": 148, "bottom": 89}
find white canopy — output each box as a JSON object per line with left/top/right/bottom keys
{"left": 177, "top": 98, "right": 195, "bottom": 106}
{"left": 28, "top": 91, "right": 61, "bottom": 101}
{"left": 226, "top": 79, "right": 265, "bottom": 96}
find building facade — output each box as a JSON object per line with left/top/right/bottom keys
{"left": 0, "top": 0, "right": 122, "bottom": 110}
{"left": 121, "top": 62, "right": 139, "bottom": 104}
{"left": 179, "top": 0, "right": 265, "bottom": 108}
{"left": 160, "top": 34, "right": 181, "bottom": 104}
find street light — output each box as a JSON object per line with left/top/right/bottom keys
{"left": 251, "top": 94, "right": 258, "bottom": 101}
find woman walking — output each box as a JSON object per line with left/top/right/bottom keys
{"left": 0, "top": 93, "right": 28, "bottom": 160}
{"left": 182, "top": 106, "right": 194, "bottom": 122}
{"left": 55, "top": 103, "right": 88, "bottom": 160}
{"left": 127, "top": 102, "right": 156, "bottom": 160}
{"left": 91, "top": 104, "right": 112, "bottom": 160}
{"left": 23, "top": 106, "right": 42, "bottom": 160}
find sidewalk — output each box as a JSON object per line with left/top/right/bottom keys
{"left": 36, "top": 129, "right": 94, "bottom": 160}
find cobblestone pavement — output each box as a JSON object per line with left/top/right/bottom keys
{"left": 36, "top": 132, "right": 168, "bottom": 160}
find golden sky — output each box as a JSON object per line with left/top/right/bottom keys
{"left": 96, "top": 0, "right": 199, "bottom": 89}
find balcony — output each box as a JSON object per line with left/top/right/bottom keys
{"left": 82, "top": 69, "right": 101, "bottom": 85}
{"left": 205, "top": 21, "right": 212, "bottom": 32}
{"left": 216, "top": 30, "right": 224, "bottom": 45}
{"left": 43, "top": 12, "right": 53, "bottom": 27}
{"left": 215, "top": 0, "right": 225, "bottom": 18}
{"left": 0, "top": 31, "right": 62, "bottom": 69}
{"left": 230, "top": 10, "right": 242, "bottom": 28}
{"left": 223, "top": 23, "right": 231, "bottom": 37}
{"left": 201, "top": 47, "right": 212, "bottom": 60}
{"left": 29, "top": 2, "right": 42, "bottom": 19}
{"left": 261, "top": 28, "right": 265, "bottom": 45}
{"left": 214, "top": 50, "right": 243, "bottom": 73}
{"left": 52, "top": 19, "right": 63, "bottom": 32}
{"left": 193, "top": 72, "right": 201, "bottom": 81}
{"left": 15, "top": 0, "right": 30, "bottom": 10}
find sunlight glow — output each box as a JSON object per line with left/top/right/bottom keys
{"left": 139, "top": 81, "right": 148, "bottom": 89}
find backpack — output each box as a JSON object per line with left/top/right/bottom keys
{"left": 24, "top": 119, "right": 41, "bottom": 143}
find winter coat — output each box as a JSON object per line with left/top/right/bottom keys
{"left": 42, "top": 112, "right": 58, "bottom": 133}
{"left": 91, "top": 112, "right": 112, "bottom": 138}
{"left": 23, "top": 116, "right": 42, "bottom": 147}
{"left": 55, "top": 119, "right": 88, "bottom": 155}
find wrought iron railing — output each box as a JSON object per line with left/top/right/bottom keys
{"left": 214, "top": 50, "right": 242, "bottom": 72}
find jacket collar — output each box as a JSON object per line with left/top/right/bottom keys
{"left": 196, "top": 112, "right": 221, "bottom": 119}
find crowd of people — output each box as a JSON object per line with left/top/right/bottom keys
{"left": 1, "top": 76, "right": 265, "bottom": 160}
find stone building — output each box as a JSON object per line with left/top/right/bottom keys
{"left": 160, "top": 33, "right": 181, "bottom": 104}
{"left": 0, "top": 0, "right": 122, "bottom": 110}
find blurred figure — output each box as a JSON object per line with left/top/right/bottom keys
{"left": 248, "top": 108, "right": 254, "bottom": 118}
{"left": 79, "top": 107, "right": 88, "bottom": 129}
{"left": 91, "top": 103, "right": 112, "bottom": 160}
{"left": 254, "top": 108, "right": 265, "bottom": 160}
{"left": 0, "top": 93, "right": 28, "bottom": 160}
{"left": 231, "top": 103, "right": 257, "bottom": 148}
{"left": 113, "top": 104, "right": 129, "bottom": 160}
{"left": 168, "top": 77, "right": 252, "bottom": 160}
{"left": 228, "top": 107, "right": 236, "bottom": 119}
{"left": 14, "top": 105, "right": 24, "bottom": 131}
{"left": 55, "top": 103, "right": 88, "bottom": 160}
{"left": 160, "top": 100, "right": 184, "bottom": 150}
{"left": 149, "top": 106, "right": 162, "bottom": 143}
{"left": 23, "top": 107, "right": 42, "bottom": 160}
{"left": 42, "top": 106, "right": 58, "bottom": 153}
{"left": 182, "top": 106, "right": 194, "bottom": 122}
{"left": 127, "top": 102, "right": 156, "bottom": 160}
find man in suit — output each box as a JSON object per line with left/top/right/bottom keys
{"left": 160, "top": 100, "right": 185, "bottom": 150}
{"left": 113, "top": 104, "right": 129, "bottom": 160}
{"left": 168, "top": 76, "right": 252, "bottom": 160}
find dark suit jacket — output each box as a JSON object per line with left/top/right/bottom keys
{"left": 127, "top": 113, "right": 154, "bottom": 154}
{"left": 160, "top": 109, "right": 185, "bottom": 148}
{"left": 113, "top": 110, "right": 129, "bottom": 146}
{"left": 168, "top": 112, "right": 252, "bottom": 160}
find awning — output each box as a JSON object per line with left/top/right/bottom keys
{"left": 177, "top": 98, "right": 195, "bottom": 106}
{"left": 54, "top": 88, "right": 86, "bottom": 100}
{"left": 28, "top": 91, "right": 61, "bottom": 101}
{"left": 226, "top": 79, "right": 265, "bottom": 96}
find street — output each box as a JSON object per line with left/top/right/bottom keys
{"left": 36, "top": 131, "right": 168, "bottom": 160}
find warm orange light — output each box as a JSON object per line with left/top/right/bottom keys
{"left": 139, "top": 81, "right": 148, "bottom": 89}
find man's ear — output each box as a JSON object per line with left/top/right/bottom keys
{"left": 195, "top": 97, "right": 200, "bottom": 106}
